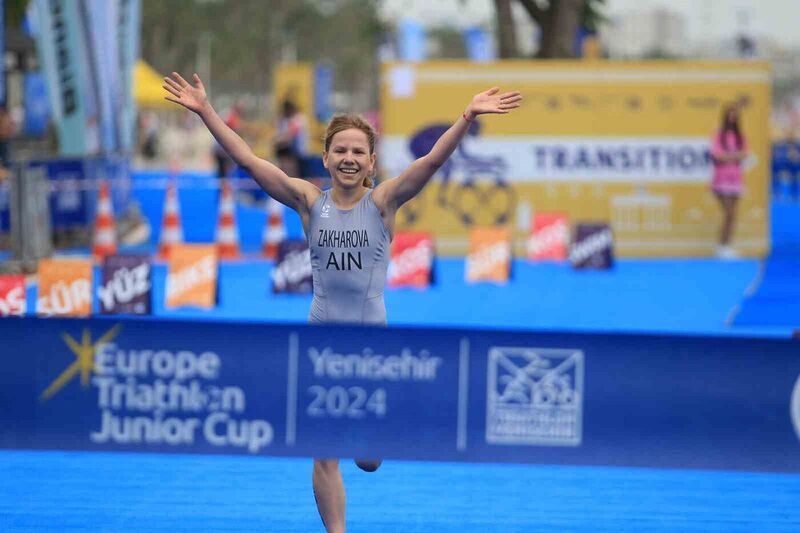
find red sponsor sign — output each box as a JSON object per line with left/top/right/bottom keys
{"left": 528, "top": 212, "right": 569, "bottom": 261}
{"left": 388, "top": 232, "right": 434, "bottom": 289}
{"left": 0, "top": 275, "right": 26, "bottom": 316}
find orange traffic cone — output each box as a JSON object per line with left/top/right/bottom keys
{"left": 158, "top": 180, "right": 184, "bottom": 259}
{"left": 216, "top": 179, "right": 240, "bottom": 259}
{"left": 262, "top": 197, "right": 286, "bottom": 259}
{"left": 168, "top": 156, "right": 181, "bottom": 177}
{"left": 92, "top": 180, "right": 117, "bottom": 259}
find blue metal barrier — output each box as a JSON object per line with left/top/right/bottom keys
{"left": 0, "top": 155, "right": 133, "bottom": 234}
{"left": 772, "top": 141, "right": 800, "bottom": 201}
{"left": 1, "top": 317, "right": 799, "bottom": 472}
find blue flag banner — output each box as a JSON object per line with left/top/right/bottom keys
{"left": 0, "top": 181, "right": 7, "bottom": 233}
{"left": 464, "top": 26, "right": 494, "bottom": 63}
{"left": 0, "top": 0, "right": 5, "bottom": 107}
{"left": 23, "top": 72, "right": 51, "bottom": 136}
{"left": 1, "top": 317, "right": 799, "bottom": 472}
{"left": 80, "top": 0, "right": 120, "bottom": 153}
{"left": 31, "top": 0, "right": 100, "bottom": 156}
{"left": 117, "top": 0, "right": 141, "bottom": 153}
{"left": 397, "top": 18, "right": 426, "bottom": 62}
{"left": 314, "top": 64, "right": 333, "bottom": 122}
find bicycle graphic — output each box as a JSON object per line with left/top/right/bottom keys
{"left": 401, "top": 120, "right": 515, "bottom": 227}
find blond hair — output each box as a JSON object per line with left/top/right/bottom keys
{"left": 324, "top": 114, "right": 377, "bottom": 187}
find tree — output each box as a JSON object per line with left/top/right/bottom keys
{"left": 141, "top": 0, "right": 384, "bottom": 107}
{"left": 494, "top": 0, "right": 606, "bottom": 59}
{"left": 494, "top": 0, "right": 519, "bottom": 59}
{"left": 429, "top": 27, "right": 467, "bottom": 59}
{"left": 4, "top": 0, "right": 29, "bottom": 29}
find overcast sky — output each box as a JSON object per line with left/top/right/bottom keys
{"left": 380, "top": 0, "right": 800, "bottom": 48}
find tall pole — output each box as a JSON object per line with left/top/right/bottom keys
{"left": 198, "top": 31, "right": 211, "bottom": 93}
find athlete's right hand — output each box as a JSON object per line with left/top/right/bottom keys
{"left": 163, "top": 72, "right": 208, "bottom": 114}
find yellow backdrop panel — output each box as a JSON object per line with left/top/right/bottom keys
{"left": 272, "top": 63, "right": 324, "bottom": 154}
{"left": 380, "top": 61, "right": 771, "bottom": 257}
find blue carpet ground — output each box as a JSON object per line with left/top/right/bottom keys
{"left": 9, "top": 175, "right": 795, "bottom": 336}
{"left": 734, "top": 202, "right": 800, "bottom": 329}
{"left": 157, "top": 257, "right": 768, "bottom": 336}
{"left": 130, "top": 178, "right": 800, "bottom": 337}
{"left": 2, "top": 449, "right": 799, "bottom": 532}
{"left": 22, "top": 257, "right": 773, "bottom": 336}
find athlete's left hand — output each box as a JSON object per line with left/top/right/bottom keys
{"left": 465, "top": 87, "right": 522, "bottom": 120}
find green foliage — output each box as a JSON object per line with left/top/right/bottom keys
{"left": 582, "top": 0, "right": 607, "bottom": 33}
{"left": 510, "top": 0, "right": 608, "bottom": 58}
{"left": 429, "top": 27, "right": 467, "bottom": 59}
{"left": 141, "top": 0, "right": 384, "bottom": 106}
{"left": 5, "top": 0, "right": 30, "bottom": 29}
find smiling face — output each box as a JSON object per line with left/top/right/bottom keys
{"left": 323, "top": 128, "right": 376, "bottom": 189}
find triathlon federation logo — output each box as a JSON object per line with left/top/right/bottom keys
{"left": 792, "top": 374, "right": 800, "bottom": 442}
{"left": 486, "top": 346, "right": 583, "bottom": 446}
{"left": 40, "top": 324, "right": 122, "bottom": 401}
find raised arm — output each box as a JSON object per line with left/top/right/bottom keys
{"left": 163, "top": 72, "right": 318, "bottom": 213}
{"left": 373, "top": 87, "right": 521, "bottom": 211}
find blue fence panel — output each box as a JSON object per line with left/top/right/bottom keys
{"left": 11, "top": 156, "right": 135, "bottom": 231}
{"left": 1, "top": 317, "right": 799, "bottom": 472}
{"left": 43, "top": 158, "right": 93, "bottom": 230}
{"left": 772, "top": 141, "right": 800, "bottom": 200}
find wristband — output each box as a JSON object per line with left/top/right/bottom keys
{"left": 462, "top": 112, "right": 474, "bottom": 123}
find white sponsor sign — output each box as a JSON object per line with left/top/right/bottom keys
{"left": 382, "top": 136, "right": 716, "bottom": 182}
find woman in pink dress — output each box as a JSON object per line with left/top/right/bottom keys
{"left": 711, "top": 103, "right": 748, "bottom": 258}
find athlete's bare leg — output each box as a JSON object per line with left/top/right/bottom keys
{"left": 313, "top": 459, "right": 345, "bottom": 533}
{"left": 721, "top": 195, "right": 738, "bottom": 245}
{"left": 715, "top": 192, "right": 739, "bottom": 245}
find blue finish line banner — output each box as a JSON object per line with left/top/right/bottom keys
{"left": 1, "top": 317, "right": 799, "bottom": 472}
